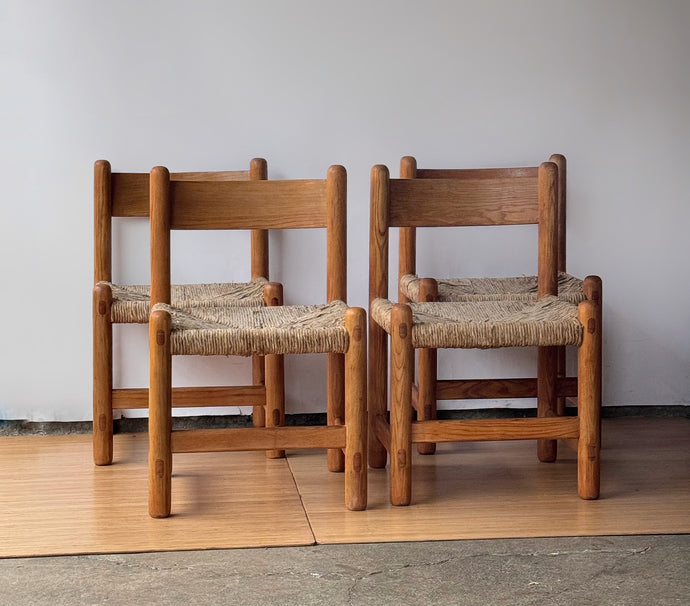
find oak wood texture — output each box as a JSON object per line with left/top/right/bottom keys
{"left": 0, "top": 418, "right": 687, "bottom": 557}
{"left": 368, "top": 165, "right": 390, "bottom": 470}
{"left": 168, "top": 180, "right": 327, "bottom": 229}
{"left": 435, "top": 377, "right": 578, "bottom": 400}
{"left": 370, "top": 161, "right": 602, "bottom": 505}
{"left": 148, "top": 165, "right": 367, "bottom": 517}
{"left": 111, "top": 385, "right": 267, "bottom": 408}
{"left": 93, "top": 158, "right": 271, "bottom": 465}
{"left": 388, "top": 178, "right": 539, "bottom": 227}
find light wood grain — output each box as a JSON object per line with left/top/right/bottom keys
{"left": 0, "top": 419, "right": 687, "bottom": 556}
{"left": 0, "top": 434, "right": 313, "bottom": 557}
{"left": 290, "top": 418, "right": 690, "bottom": 544}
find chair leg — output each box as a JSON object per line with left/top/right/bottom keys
{"left": 251, "top": 354, "right": 266, "bottom": 428}
{"left": 556, "top": 345, "right": 566, "bottom": 416}
{"left": 368, "top": 321, "right": 388, "bottom": 469}
{"left": 328, "top": 353, "right": 346, "bottom": 472}
{"left": 577, "top": 299, "right": 602, "bottom": 499}
{"left": 416, "top": 278, "right": 438, "bottom": 455}
{"left": 265, "top": 353, "right": 285, "bottom": 459}
{"left": 537, "top": 345, "right": 559, "bottom": 462}
{"left": 149, "top": 309, "right": 172, "bottom": 518}
{"left": 264, "top": 282, "right": 285, "bottom": 459}
{"left": 390, "top": 304, "right": 414, "bottom": 506}
{"left": 417, "top": 348, "right": 437, "bottom": 455}
{"left": 93, "top": 284, "right": 113, "bottom": 466}
{"left": 344, "top": 308, "right": 367, "bottom": 510}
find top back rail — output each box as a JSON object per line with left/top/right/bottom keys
{"left": 167, "top": 179, "right": 328, "bottom": 229}
{"left": 110, "top": 170, "right": 252, "bottom": 217}
{"left": 388, "top": 176, "right": 540, "bottom": 227}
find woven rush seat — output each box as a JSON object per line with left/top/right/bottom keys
{"left": 153, "top": 300, "right": 350, "bottom": 356}
{"left": 103, "top": 279, "right": 268, "bottom": 324}
{"left": 400, "top": 272, "right": 584, "bottom": 304}
{"left": 371, "top": 296, "right": 583, "bottom": 349}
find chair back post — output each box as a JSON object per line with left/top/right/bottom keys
{"left": 326, "top": 165, "right": 347, "bottom": 303}
{"left": 549, "top": 154, "right": 567, "bottom": 273}
{"left": 94, "top": 160, "right": 112, "bottom": 284}
{"left": 537, "top": 161, "right": 559, "bottom": 298}
{"left": 150, "top": 166, "right": 172, "bottom": 307}
{"left": 249, "top": 158, "right": 269, "bottom": 280}
{"left": 369, "top": 165, "right": 390, "bottom": 304}
{"left": 398, "top": 156, "right": 417, "bottom": 302}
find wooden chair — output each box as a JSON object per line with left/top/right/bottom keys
{"left": 93, "top": 159, "right": 272, "bottom": 466}
{"left": 148, "top": 165, "right": 367, "bottom": 517}
{"left": 369, "top": 162, "right": 602, "bottom": 505}
{"left": 397, "top": 155, "right": 585, "bottom": 457}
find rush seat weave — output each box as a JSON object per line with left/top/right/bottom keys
{"left": 400, "top": 272, "right": 585, "bottom": 304}
{"left": 104, "top": 279, "right": 268, "bottom": 323}
{"left": 152, "top": 300, "right": 349, "bottom": 356}
{"left": 370, "top": 296, "right": 583, "bottom": 349}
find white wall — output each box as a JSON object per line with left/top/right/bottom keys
{"left": 1, "top": 0, "right": 688, "bottom": 421}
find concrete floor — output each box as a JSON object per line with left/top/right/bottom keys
{"left": 2, "top": 535, "right": 688, "bottom": 606}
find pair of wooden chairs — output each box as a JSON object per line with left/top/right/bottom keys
{"left": 93, "top": 154, "right": 602, "bottom": 518}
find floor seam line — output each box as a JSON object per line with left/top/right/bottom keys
{"left": 285, "top": 454, "right": 318, "bottom": 546}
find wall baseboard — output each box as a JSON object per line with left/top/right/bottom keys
{"left": 0, "top": 406, "right": 687, "bottom": 436}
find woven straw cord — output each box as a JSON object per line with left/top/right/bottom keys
{"left": 400, "top": 272, "right": 584, "bottom": 304}
{"left": 152, "top": 300, "right": 350, "bottom": 356}
{"left": 371, "top": 296, "right": 583, "bottom": 349}
{"left": 101, "top": 279, "right": 268, "bottom": 324}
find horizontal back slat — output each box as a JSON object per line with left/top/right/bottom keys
{"left": 388, "top": 177, "right": 539, "bottom": 227}
{"left": 111, "top": 173, "right": 149, "bottom": 217}
{"left": 169, "top": 179, "right": 328, "bottom": 229}
{"left": 172, "top": 170, "right": 250, "bottom": 182}
{"left": 111, "top": 170, "right": 252, "bottom": 217}
{"left": 416, "top": 166, "right": 538, "bottom": 180}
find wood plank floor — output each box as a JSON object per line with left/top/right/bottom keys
{"left": 0, "top": 418, "right": 687, "bottom": 558}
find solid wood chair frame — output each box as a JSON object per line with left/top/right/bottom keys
{"left": 93, "top": 158, "right": 271, "bottom": 466}
{"left": 368, "top": 162, "right": 602, "bottom": 505}
{"left": 398, "top": 154, "right": 575, "bottom": 458}
{"left": 148, "top": 165, "right": 367, "bottom": 517}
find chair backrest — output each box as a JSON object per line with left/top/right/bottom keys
{"left": 370, "top": 161, "right": 559, "bottom": 304}
{"left": 150, "top": 165, "right": 347, "bottom": 307}
{"left": 93, "top": 158, "right": 269, "bottom": 286}
{"left": 397, "top": 155, "right": 567, "bottom": 300}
